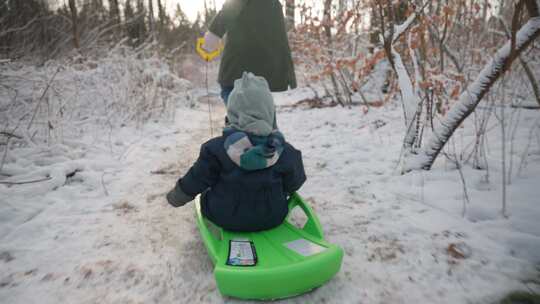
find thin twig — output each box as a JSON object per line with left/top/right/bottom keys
{"left": 0, "top": 131, "right": 22, "bottom": 139}
{"left": 493, "top": 81, "right": 509, "bottom": 218}
{"left": 101, "top": 172, "right": 109, "bottom": 196}
{"left": 0, "top": 17, "right": 39, "bottom": 38}
{"left": 517, "top": 117, "right": 540, "bottom": 176}
{"left": 445, "top": 133, "right": 471, "bottom": 218}
{"left": 0, "top": 137, "right": 10, "bottom": 173}
{"left": 27, "top": 67, "right": 61, "bottom": 131}
{"left": 0, "top": 176, "right": 52, "bottom": 185}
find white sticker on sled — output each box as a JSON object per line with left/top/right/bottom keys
{"left": 284, "top": 239, "right": 326, "bottom": 257}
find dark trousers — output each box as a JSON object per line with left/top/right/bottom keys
{"left": 220, "top": 85, "right": 234, "bottom": 105}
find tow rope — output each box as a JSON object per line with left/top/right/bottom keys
{"left": 204, "top": 59, "right": 213, "bottom": 137}
{"left": 196, "top": 37, "right": 223, "bottom": 138}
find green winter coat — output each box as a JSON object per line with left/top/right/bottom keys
{"left": 209, "top": 0, "right": 297, "bottom": 92}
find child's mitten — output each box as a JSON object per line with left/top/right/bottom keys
{"left": 166, "top": 184, "right": 194, "bottom": 207}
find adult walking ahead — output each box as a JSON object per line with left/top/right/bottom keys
{"left": 201, "top": 0, "right": 297, "bottom": 104}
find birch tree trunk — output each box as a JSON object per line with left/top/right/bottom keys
{"left": 407, "top": 0, "right": 540, "bottom": 171}
{"left": 377, "top": 3, "right": 420, "bottom": 150}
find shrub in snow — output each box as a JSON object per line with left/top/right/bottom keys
{"left": 0, "top": 45, "right": 194, "bottom": 184}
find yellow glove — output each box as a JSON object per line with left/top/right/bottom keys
{"left": 196, "top": 32, "right": 223, "bottom": 62}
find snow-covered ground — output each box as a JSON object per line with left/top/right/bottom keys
{"left": 1, "top": 68, "right": 540, "bottom": 303}
{"left": 0, "top": 92, "right": 228, "bottom": 302}
{"left": 275, "top": 92, "right": 540, "bottom": 303}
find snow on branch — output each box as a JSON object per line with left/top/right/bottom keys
{"left": 381, "top": 10, "right": 422, "bottom": 150}
{"left": 406, "top": 16, "right": 540, "bottom": 171}
{"left": 392, "top": 43, "right": 419, "bottom": 133}
{"left": 0, "top": 17, "right": 39, "bottom": 38}
{"left": 392, "top": 13, "right": 417, "bottom": 43}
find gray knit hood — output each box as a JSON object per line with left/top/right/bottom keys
{"left": 227, "top": 72, "right": 276, "bottom": 136}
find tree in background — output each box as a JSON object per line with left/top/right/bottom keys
{"left": 0, "top": 0, "right": 233, "bottom": 61}
{"left": 0, "top": 0, "right": 57, "bottom": 58}
{"left": 410, "top": 0, "right": 540, "bottom": 170}
{"left": 290, "top": 0, "right": 539, "bottom": 174}
{"left": 291, "top": 0, "right": 371, "bottom": 106}
{"left": 156, "top": 0, "right": 168, "bottom": 34}
{"left": 135, "top": 0, "right": 148, "bottom": 43}
{"left": 109, "top": 0, "right": 121, "bottom": 25}
{"left": 202, "top": 0, "right": 218, "bottom": 30}
{"left": 68, "top": 0, "right": 80, "bottom": 49}
{"left": 124, "top": 0, "right": 138, "bottom": 44}
{"left": 285, "top": 0, "right": 295, "bottom": 31}
{"left": 147, "top": 0, "right": 155, "bottom": 36}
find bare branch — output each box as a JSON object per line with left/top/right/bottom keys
{"left": 408, "top": 1, "right": 540, "bottom": 171}
{"left": 0, "top": 176, "right": 52, "bottom": 185}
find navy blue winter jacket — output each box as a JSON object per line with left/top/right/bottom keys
{"left": 173, "top": 130, "right": 306, "bottom": 232}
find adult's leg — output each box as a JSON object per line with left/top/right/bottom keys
{"left": 220, "top": 85, "right": 234, "bottom": 105}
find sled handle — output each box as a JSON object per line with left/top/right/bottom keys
{"left": 195, "top": 198, "right": 220, "bottom": 264}
{"left": 196, "top": 37, "right": 223, "bottom": 62}
{"left": 288, "top": 192, "right": 325, "bottom": 240}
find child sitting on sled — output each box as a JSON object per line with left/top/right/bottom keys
{"left": 166, "top": 72, "right": 306, "bottom": 232}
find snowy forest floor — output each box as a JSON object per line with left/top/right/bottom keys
{"left": 1, "top": 85, "right": 540, "bottom": 304}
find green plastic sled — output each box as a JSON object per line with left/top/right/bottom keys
{"left": 195, "top": 192, "right": 344, "bottom": 300}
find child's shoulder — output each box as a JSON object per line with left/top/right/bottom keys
{"left": 282, "top": 139, "right": 301, "bottom": 152}
{"left": 199, "top": 136, "right": 225, "bottom": 153}
{"left": 281, "top": 141, "right": 303, "bottom": 162}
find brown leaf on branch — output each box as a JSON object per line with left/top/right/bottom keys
{"left": 450, "top": 85, "right": 461, "bottom": 99}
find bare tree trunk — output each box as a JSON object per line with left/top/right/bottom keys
{"left": 500, "top": 17, "right": 540, "bottom": 106}
{"left": 407, "top": 0, "right": 540, "bottom": 171}
{"left": 157, "top": 0, "right": 165, "bottom": 28}
{"left": 68, "top": 0, "right": 80, "bottom": 49}
{"left": 519, "top": 56, "right": 540, "bottom": 106}
{"left": 285, "top": 0, "right": 295, "bottom": 31}
{"left": 323, "top": 0, "right": 345, "bottom": 106}
{"left": 338, "top": 0, "right": 347, "bottom": 14}
{"left": 148, "top": 0, "right": 155, "bottom": 35}
{"left": 376, "top": 1, "right": 420, "bottom": 150}
{"left": 109, "top": 0, "right": 121, "bottom": 24}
